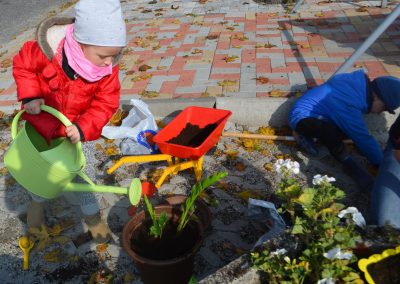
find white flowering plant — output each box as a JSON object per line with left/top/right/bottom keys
{"left": 252, "top": 159, "right": 365, "bottom": 284}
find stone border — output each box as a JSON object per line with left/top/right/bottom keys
{"left": 122, "top": 97, "right": 399, "bottom": 131}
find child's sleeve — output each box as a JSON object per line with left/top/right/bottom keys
{"left": 13, "top": 41, "right": 48, "bottom": 101}
{"left": 74, "top": 66, "right": 120, "bottom": 141}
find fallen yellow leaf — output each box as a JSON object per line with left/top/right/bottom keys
{"left": 140, "top": 90, "right": 159, "bottom": 98}
{"left": 105, "top": 146, "right": 119, "bottom": 156}
{"left": 191, "top": 48, "right": 203, "bottom": 54}
{"left": 356, "top": 6, "right": 368, "bottom": 12}
{"left": 218, "top": 80, "right": 237, "bottom": 87}
{"left": 232, "top": 34, "right": 248, "bottom": 41}
{"left": 236, "top": 190, "right": 262, "bottom": 200}
{"left": 269, "top": 89, "right": 284, "bottom": 97}
{"left": 223, "top": 55, "right": 239, "bottom": 63}
{"left": 225, "top": 149, "right": 239, "bottom": 159}
{"left": 264, "top": 163, "right": 273, "bottom": 171}
{"left": 96, "top": 243, "right": 109, "bottom": 253}
{"left": 131, "top": 73, "right": 152, "bottom": 82}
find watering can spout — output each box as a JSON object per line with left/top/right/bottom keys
{"left": 63, "top": 178, "right": 142, "bottom": 206}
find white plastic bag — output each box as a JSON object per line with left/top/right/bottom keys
{"left": 102, "top": 99, "right": 158, "bottom": 140}
{"left": 102, "top": 99, "right": 159, "bottom": 155}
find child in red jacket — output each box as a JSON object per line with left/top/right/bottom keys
{"left": 12, "top": 0, "right": 126, "bottom": 243}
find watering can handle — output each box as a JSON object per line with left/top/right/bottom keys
{"left": 11, "top": 105, "right": 74, "bottom": 140}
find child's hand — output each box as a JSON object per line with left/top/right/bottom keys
{"left": 24, "top": 99, "right": 44, "bottom": 114}
{"left": 65, "top": 125, "right": 81, "bottom": 144}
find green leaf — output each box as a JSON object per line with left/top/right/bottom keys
{"left": 296, "top": 188, "right": 315, "bottom": 206}
{"left": 178, "top": 172, "right": 227, "bottom": 232}
{"left": 291, "top": 217, "right": 305, "bottom": 234}
{"left": 188, "top": 276, "right": 198, "bottom": 284}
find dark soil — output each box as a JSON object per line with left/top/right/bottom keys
{"left": 367, "top": 253, "right": 400, "bottom": 284}
{"left": 130, "top": 218, "right": 200, "bottom": 260}
{"left": 167, "top": 122, "right": 218, "bottom": 147}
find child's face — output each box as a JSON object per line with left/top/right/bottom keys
{"left": 80, "top": 45, "right": 122, "bottom": 67}
{"left": 370, "top": 93, "right": 386, "bottom": 113}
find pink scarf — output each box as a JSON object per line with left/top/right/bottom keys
{"left": 63, "top": 24, "right": 112, "bottom": 82}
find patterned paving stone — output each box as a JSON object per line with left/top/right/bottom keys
{"left": 0, "top": 1, "right": 399, "bottom": 112}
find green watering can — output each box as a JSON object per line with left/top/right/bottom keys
{"left": 4, "top": 105, "right": 142, "bottom": 205}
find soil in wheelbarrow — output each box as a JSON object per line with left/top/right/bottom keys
{"left": 130, "top": 218, "right": 199, "bottom": 260}
{"left": 167, "top": 122, "right": 218, "bottom": 147}
{"left": 366, "top": 253, "right": 400, "bottom": 284}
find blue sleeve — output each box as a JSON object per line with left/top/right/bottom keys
{"left": 332, "top": 108, "right": 383, "bottom": 165}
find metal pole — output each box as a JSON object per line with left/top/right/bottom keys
{"left": 290, "top": 0, "right": 305, "bottom": 14}
{"left": 332, "top": 4, "right": 400, "bottom": 77}
{"left": 381, "top": 0, "right": 388, "bottom": 9}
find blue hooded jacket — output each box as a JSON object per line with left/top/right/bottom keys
{"left": 289, "top": 70, "right": 382, "bottom": 165}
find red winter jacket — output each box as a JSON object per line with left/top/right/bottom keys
{"left": 13, "top": 17, "right": 120, "bottom": 142}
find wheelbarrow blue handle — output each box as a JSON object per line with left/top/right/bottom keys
{"left": 12, "top": 105, "right": 75, "bottom": 140}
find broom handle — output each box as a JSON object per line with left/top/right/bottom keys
{"left": 221, "top": 132, "right": 353, "bottom": 144}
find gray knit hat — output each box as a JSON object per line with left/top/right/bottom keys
{"left": 73, "top": 0, "right": 126, "bottom": 47}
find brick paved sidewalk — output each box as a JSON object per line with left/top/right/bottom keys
{"left": 0, "top": 0, "right": 399, "bottom": 113}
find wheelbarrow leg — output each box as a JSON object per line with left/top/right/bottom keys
{"left": 193, "top": 156, "right": 204, "bottom": 181}
{"left": 155, "top": 159, "right": 200, "bottom": 188}
{"left": 107, "top": 154, "right": 174, "bottom": 174}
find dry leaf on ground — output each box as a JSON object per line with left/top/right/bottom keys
{"left": 131, "top": 73, "right": 152, "bottom": 82}
{"left": 138, "top": 64, "right": 152, "bottom": 72}
{"left": 356, "top": 6, "right": 368, "bottom": 12}
{"left": 232, "top": 34, "right": 248, "bottom": 41}
{"left": 255, "top": 77, "right": 269, "bottom": 84}
{"left": 96, "top": 243, "right": 109, "bottom": 253}
{"left": 223, "top": 55, "right": 239, "bottom": 63}
{"left": 140, "top": 90, "right": 159, "bottom": 98}
{"left": 269, "top": 89, "right": 284, "bottom": 97}
{"left": 218, "top": 80, "right": 237, "bottom": 87}
{"left": 235, "top": 162, "right": 246, "bottom": 172}
{"left": 191, "top": 48, "right": 203, "bottom": 54}
{"left": 206, "top": 35, "right": 218, "bottom": 40}
{"left": 105, "top": 146, "right": 119, "bottom": 156}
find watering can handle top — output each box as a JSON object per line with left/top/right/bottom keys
{"left": 12, "top": 105, "right": 73, "bottom": 140}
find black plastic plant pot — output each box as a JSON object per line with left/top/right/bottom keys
{"left": 121, "top": 205, "right": 204, "bottom": 284}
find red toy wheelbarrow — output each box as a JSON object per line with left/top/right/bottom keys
{"left": 107, "top": 106, "right": 231, "bottom": 191}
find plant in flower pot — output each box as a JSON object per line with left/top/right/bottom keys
{"left": 121, "top": 171, "right": 228, "bottom": 284}
{"left": 251, "top": 159, "right": 367, "bottom": 284}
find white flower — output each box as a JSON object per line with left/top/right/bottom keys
{"left": 323, "top": 247, "right": 353, "bottom": 260}
{"left": 317, "top": 278, "right": 335, "bottom": 284}
{"left": 338, "top": 207, "right": 366, "bottom": 227}
{"left": 273, "top": 159, "right": 300, "bottom": 175}
{"left": 286, "top": 160, "right": 300, "bottom": 174}
{"left": 270, "top": 248, "right": 287, "bottom": 256}
{"left": 312, "top": 174, "right": 336, "bottom": 185}
{"left": 273, "top": 159, "right": 285, "bottom": 173}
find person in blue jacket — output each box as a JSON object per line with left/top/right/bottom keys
{"left": 288, "top": 70, "right": 400, "bottom": 189}
{"left": 371, "top": 113, "right": 400, "bottom": 228}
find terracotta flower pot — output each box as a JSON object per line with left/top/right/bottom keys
{"left": 121, "top": 205, "right": 203, "bottom": 284}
